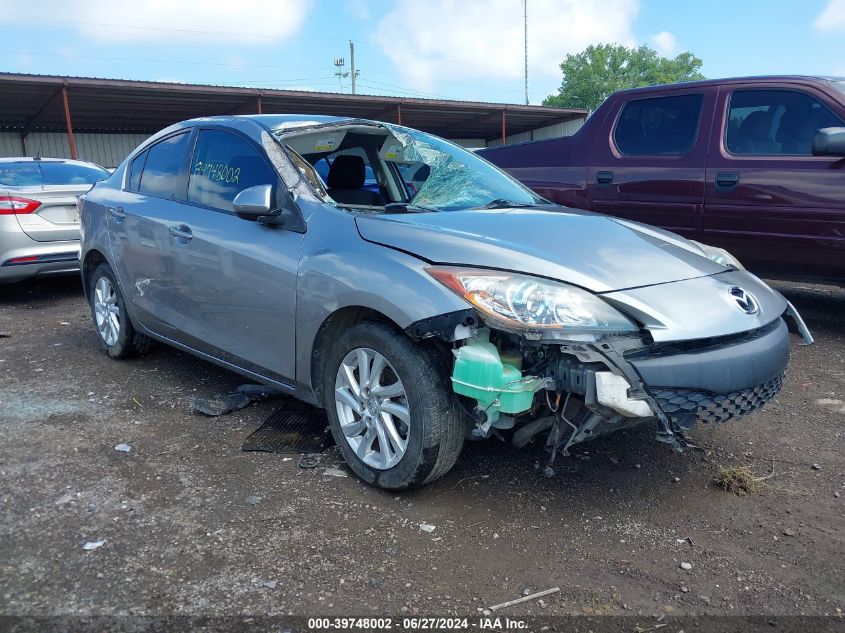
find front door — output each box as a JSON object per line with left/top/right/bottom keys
{"left": 704, "top": 84, "right": 845, "bottom": 281}
{"left": 165, "top": 128, "right": 303, "bottom": 383}
{"left": 587, "top": 89, "right": 715, "bottom": 240}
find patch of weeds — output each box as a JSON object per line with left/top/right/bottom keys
{"left": 713, "top": 466, "right": 763, "bottom": 496}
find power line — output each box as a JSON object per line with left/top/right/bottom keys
{"left": 3, "top": 12, "right": 343, "bottom": 42}
{"left": 1, "top": 48, "right": 328, "bottom": 71}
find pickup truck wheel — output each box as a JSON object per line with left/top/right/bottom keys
{"left": 89, "top": 263, "right": 153, "bottom": 359}
{"left": 324, "top": 322, "right": 464, "bottom": 490}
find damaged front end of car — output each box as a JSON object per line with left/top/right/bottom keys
{"left": 409, "top": 266, "right": 811, "bottom": 477}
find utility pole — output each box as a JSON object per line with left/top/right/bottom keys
{"left": 334, "top": 57, "right": 346, "bottom": 91}
{"left": 523, "top": 0, "right": 529, "bottom": 105}
{"left": 349, "top": 40, "right": 359, "bottom": 95}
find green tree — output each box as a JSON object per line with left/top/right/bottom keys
{"left": 543, "top": 44, "right": 705, "bottom": 111}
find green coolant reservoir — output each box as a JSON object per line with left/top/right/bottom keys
{"left": 451, "top": 329, "right": 541, "bottom": 422}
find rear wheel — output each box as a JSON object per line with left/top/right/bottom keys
{"left": 89, "top": 263, "right": 153, "bottom": 359}
{"left": 324, "top": 322, "right": 464, "bottom": 490}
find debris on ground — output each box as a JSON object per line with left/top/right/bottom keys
{"left": 782, "top": 528, "right": 798, "bottom": 537}
{"left": 82, "top": 540, "right": 105, "bottom": 551}
{"left": 297, "top": 455, "right": 321, "bottom": 469}
{"left": 812, "top": 463, "right": 822, "bottom": 471}
{"left": 262, "top": 580, "right": 277, "bottom": 589}
{"left": 55, "top": 493, "right": 73, "bottom": 506}
{"left": 242, "top": 401, "right": 332, "bottom": 454}
{"left": 419, "top": 523, "right": 436, "bottom": 533}
{"left": 488, "top": 587, "right": 560, "bottom": 611}
{"left": 244, "top": 495, "right": 262, "bottom": 506}
{"left": 190, "top": 384, "right": 284, "bottom": 417}
{"left": 713, "top": 466, "right": 763, "bottom": 495}
{"left": 114, "top": 443, "right": 131, "bottom": 453}
{"left": 0, "top": 332, "right": 10, "bottom": 338}
{"left": 324, "top": 468, "right": 347, "bottom": 478}
{"left": 680, "top": 562, "right": 693, "bottom": 570}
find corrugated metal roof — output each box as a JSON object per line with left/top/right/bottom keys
{"left": 0, "top": 73, "right": 587, "bottom": 141}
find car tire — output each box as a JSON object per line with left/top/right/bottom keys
{"left": 89, "top": 263, "right": 153, "bottom": 359}
{"left": 324, "top": 321, "right": 464, "bottom": 490}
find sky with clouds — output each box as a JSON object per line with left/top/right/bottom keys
{"left": 1, "top": 0, "right": 844, "bottom": 105}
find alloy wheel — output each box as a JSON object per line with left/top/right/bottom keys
{"left": 334, "top": 347, "right": 410, "bottom": 470}
{"left": 93, "top": 276, "right": 120, "bottom": 347}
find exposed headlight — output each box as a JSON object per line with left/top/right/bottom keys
{"left": 427, "top": 266, "right": 637, "bottom": 333}
{"left": 690, "top": 240, "right": 745, "bottom": 270}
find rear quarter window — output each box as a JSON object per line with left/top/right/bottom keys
{"left": 613, "top": 93, "right": 704, "bottom": 156}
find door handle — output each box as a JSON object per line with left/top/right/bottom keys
{"left": 715, "top": 172, "right": 739, "bottom": 190}
{"left": 168, "top": 224, "right": 193, "bottom": 242}
{"left": 109, "top": 206, "right": 126, "bottom": 221}
{"left": 596, "top": 171, "right": 614, "bottom": 187}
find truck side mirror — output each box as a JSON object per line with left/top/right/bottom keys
{"left": 812, "top": 127, "right": 845, "bottom": 157}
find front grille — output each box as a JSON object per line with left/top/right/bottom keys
{"left": 651, "top": 373, "right": 784, "bottom": 425}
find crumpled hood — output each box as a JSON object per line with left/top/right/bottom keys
{"left": 355, "top": 207, "right": 726, "bottom": 293}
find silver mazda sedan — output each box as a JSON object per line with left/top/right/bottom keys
{"left": 79, "top": 115, "right": 812, "bottom": 489}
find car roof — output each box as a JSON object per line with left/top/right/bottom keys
{"left": 181, "top": 113, "right": 364, "bottom": 131}
{"left": 0, "top": 156, "right": 105, "bottom": 167}
{"left": 614, "top": 75, "right": 845, "bottom": 96}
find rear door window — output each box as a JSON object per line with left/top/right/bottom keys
{"left": 187, "top": 129, "right": 277, "bottom": 212}
{"left": 614, "top": 93, "right": 704, "bottom": 156}
{"left": 726, "top": 89, "right": 845, "bottom": 155}
{"left": 138, "top": 131, "right": 191, "bottom": 198}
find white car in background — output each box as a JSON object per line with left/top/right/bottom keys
{"left": 0, "top": 157, "right": 110, "bottom": 283}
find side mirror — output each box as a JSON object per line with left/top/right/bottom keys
{"left": 233, "top": 183, "right": 307, "bottom": 233}
{"left": 233, "top": 184, "right": 276, "bottom": 217}
{"left": 812, "top": 127, "right": 845, "bottom": 157}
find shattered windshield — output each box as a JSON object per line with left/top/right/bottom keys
{"left": 274, "top": 121, "right": 544, "bottom": 212}
{"left": 388, "top": 126, "right": 544, "bottom": 211}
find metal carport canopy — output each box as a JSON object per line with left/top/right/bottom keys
{"left": 0, "top": 73, "right": 586, "bottom": 147}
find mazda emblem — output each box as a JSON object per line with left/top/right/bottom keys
{"left": 729, "top": 287, "right": 759, "bottom": 315}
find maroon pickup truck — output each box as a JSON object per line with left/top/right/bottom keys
{"left": 481, "top": 76, "right": 845, "bottom": 284}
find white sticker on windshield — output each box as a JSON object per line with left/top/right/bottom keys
{"left": 314, "top": 137, "right": 337, "bottom": 152}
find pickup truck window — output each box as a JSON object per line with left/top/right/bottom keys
{"left": 613, "top": 94, "right": 703, "bottom": 156}
{"left": 726, "top": 89, "right": 845, "bottom": 156}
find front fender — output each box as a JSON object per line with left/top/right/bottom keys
{"left": 294, "top": 205, "right": 470, "bottom": 390}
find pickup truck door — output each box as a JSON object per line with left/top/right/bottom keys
{"left": 587, "top": 88, "right": 716, "bottom": 240}
{"left": 704, "top": 82, "right": 845, "bottom": 281}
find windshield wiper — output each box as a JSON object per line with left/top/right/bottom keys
{"left": 383, "top": 202, "right": 436, "bottom": 214}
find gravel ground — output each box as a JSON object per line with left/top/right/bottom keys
{"left": 0, "top": 277, "right": 843, "bottom": 622}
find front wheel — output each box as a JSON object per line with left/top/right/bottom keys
{"left": 324, "top": 322, "right": 464, "bottom": 490}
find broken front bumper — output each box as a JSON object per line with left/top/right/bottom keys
{"left": 620, "top": 317, "right": 790, "bottom": 432}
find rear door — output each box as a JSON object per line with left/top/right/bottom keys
{"left": 704, "top": 83, "right": 845, "bottom": 281}
{"left": 587, "top": 89, "right": 716, "bottom": 240}
{"left": 108, "top": 130, "right": 195, "bottom": 336}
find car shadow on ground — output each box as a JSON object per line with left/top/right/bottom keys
{"left": 0, "top": 275, "right": 84, "bottom": 305}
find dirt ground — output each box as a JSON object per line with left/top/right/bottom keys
{"left": 0, "top": 276, "right": 843, "bottom": 623}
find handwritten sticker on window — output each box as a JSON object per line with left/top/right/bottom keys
{"left": 194, "top": 161, "right": 240, "bottom": 184}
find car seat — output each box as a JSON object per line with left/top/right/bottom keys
{"left": 735, "top": 111, "right": 779, "bottom": 154}
{"left": 326, "top": 155, "right": 383, "bottom": 206}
